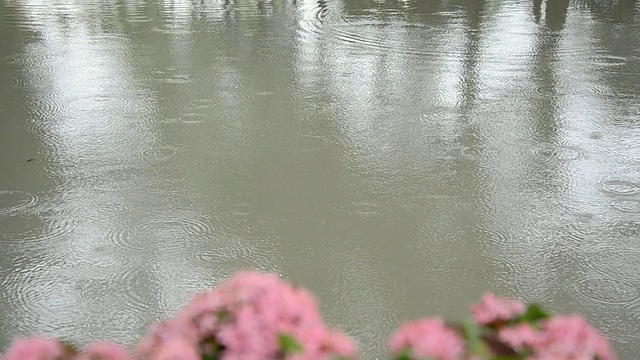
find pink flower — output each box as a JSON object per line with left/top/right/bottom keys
{"left": 0, "top": 337, "right": 65, "bottom": 360}
{"left": 319, "top": 330, "right": 358, "bottom": 358}
{"left": 529, "top": 316, "right": 616, "bottom": 360}
{"left": 286, "top": 327, "right": 357, "bottom": 360}
{"left": 144, "top": 337, "right": 200, "bottom": 360}
{"left": 75, "top": 342, "right": 130, "bottom": 360}
{"left": 470, "top": 293, "right": 526, "bottom": 325}
{"left": 388, "top": 318, "right": 464, "bottom": 360}
{"left": 1, "top": 337, "right": 67, "bottom": 360}
{"left": 137, "top": 271, "right": 358, "bottom": 360}
{"left": 498, "top": 323, "right": 540, "bottom": 350}
{"left": 134, "top": 319, "right": 201, "bottom": 360}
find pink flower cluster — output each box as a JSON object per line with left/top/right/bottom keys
{"left": 1, "top": 272, "right": 356, "bottom": 360}
{"left": 388, "top": 292, "right": 616, "bottom": 360}
{"left": 135, "top": 271, "right": 357, "bottom": 360}
{"left": 388, "top": 318, "right": 464, "bottom": 360}
{"left": 470, "top": 293, "right": 526, "bottom": 326}
{"left": 1, "top": 338, "right": 129, "bottom": 360}
{"left": 499, "top": 316, "right": 616, "bottom": 360}
{"left": 1, "top": 274, "right": 618, "bottom": 360}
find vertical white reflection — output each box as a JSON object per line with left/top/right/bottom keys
{"left": 16, "top": 0, "right": 158, "bottom": 341}
{"left": 12, "top": 0, "right": 221, "bottom": 344}
{"left": 161, "top": 0, "right": 194, "bottom": 78}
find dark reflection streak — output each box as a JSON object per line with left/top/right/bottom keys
{"left": 318, "top": 0, "right": 328, "bottom": 20}
{"left": 257, "top": 0, "right": 267, "bottom": 14}
{"left": 530, "top": 0, "right": 569, "bottom": 144}
{"left": 533, "top": 0, "right": 543, "bottom": 24}
{"left": 415, "top": 0, "right": 444, "bottom": 15}
{"left": 525, "top": 0, "right": 568, "bottom": 230}
{"left": 544, "top": 0, "right": 570, "bottom": 32}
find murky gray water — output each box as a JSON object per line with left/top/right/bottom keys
{"left": 1, "top": 0, "right": 640, "bottom": 357}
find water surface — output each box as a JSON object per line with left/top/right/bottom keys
{"left": 1, "top": 0, "right": 640, "bottom": 358}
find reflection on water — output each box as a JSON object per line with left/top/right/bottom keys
{"left": 1, "top": 0, "right": 640, "bottom": 358}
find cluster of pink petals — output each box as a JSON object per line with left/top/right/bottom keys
{"left": 1, "top": 338, "right": 129, "bottom": 360}
{"left": 75, "top": 342, "right": 130, "bottom": 360}
{"left": 470, "top": 293, "right": 526, "bottom": 325}
{"left": 1, "top": 338, "right": 65, "bottom": 360}
{"left": 388, "top": 318, "right": 464, "bottom": 360}
{"left": 1, "top": 280, "right": 618, "bottom": 360}
{"left": 135, "top": 271, "right": 357, "bottom": 360}
{"left": 497, "top": 323, "right": 540, "bottom": 351}
{"left": 498, "top": 315, "right": 616, "bottom": 360}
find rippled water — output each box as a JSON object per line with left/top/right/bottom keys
{"left": 1, "top": 0, "right": 640, "bottom": 358}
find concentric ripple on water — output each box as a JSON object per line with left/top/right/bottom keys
{"left": 100, "top": 216, "right": 215, "bottom": 255}
{"left": 578, "top": 248, "right": 640, "bottom": 281}
{"left": 140, "top": 145, "right": 182, "bottom": 163}
{"left": 70, "top": 201, "right": 135, "bottom": 222}
{"left": 184, "top": 243, "right": 271, "bottom": 269}
{"left": 573, "top": 276, "right": 640, "bottom": 305}
{"left": 460, "top": 146, "right": 487, "bottom": 159}
{"left": 25, "top": 94, "right": 71, "bottom": 122}
{"left": 0, "top": 210, "right": 80, "bottom": 245}
{"left": 75, "top": 274, "right": 155, "bottom": 318}
{"left": 611, "top": 199, "right": 640, "bottom": 214}
{"left": 0, "top": 191, "right": 39, "bottom": 215}
{"left": 471, "top": 226, "right": 512, "bottom": 246}
{"left": 591, "top": 54, "right": 628, "bottom": 67}
{"left": 532, "top": 144, "right": 585, "bottom": 162}
{"left": 599, "top": 179, "right": 640, "bottom": 196}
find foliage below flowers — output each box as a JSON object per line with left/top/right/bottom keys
{"left": 0, "top": 272, "right": 616, "bottom": 360}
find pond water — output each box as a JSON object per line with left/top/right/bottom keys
{"left": 1, "top": 0, "right": 640, "bottom": 358}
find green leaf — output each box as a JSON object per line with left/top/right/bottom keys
{"left": 202, "top": 354, "right": 218, "bottom": 360}
{"left": 397, "top": 349, "right": 412, "bottom": 360}
{"left": 278, "top": 334, "right": 303, "bottom": 355}
{"left": 216, "top": 309, "right": 232, "bottom": 322}
{"left": 493, "top": 355, "right": 527, "bottom": 360}
{"left": 461, "top": 320, "right": 484, "bottom": 355}
{"left": 460, "top": 320, "right": 502, "bottom": 360}
{"left": 200, "top": 338, "right": 222, "bottom": 360}
{"left": 58, "top": 339, "right": 80, "bottom": 358}
{"left": 515, "top": 304, "right": 550, "bottom": 324}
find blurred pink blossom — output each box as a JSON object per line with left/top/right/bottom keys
{"left": 470, "top": 293, "right": 526, "bottom": 325}
{"left": 75, "top": 342, "right": 130, "bottom": 360}
{"left": 1, "top": 274, "right": 618, "bottom": 360}
{"left": 135, "top": 271, "right": 357, "bottom": 360}
{"left": 1, "top": 337, "right": 66, "bottom": 360}
{"left": 388, "top": 318, "right": 464, "bottom": 360}
{"left": 530, "top": 315, "right": 616, "bottom": 360}
{"left": 498, "top": 323, "right": 540, "bottom": 350}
